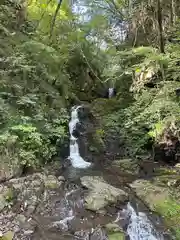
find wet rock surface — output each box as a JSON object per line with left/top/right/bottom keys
{"left": 0, "top": 164, "right": 172, "bottom": 240}
{"left": 0, "top": 172, "right": 64, "bottom": 240}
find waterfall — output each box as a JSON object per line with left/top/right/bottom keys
{"left": 108, "top": 88, "right": 114, "bottom": 98}
{"left": 126, "top": 203, "right": 164, "bottom": 240}
{"left": 68, "top": 106, "right": 91, "bottom": 168}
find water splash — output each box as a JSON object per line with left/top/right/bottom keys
{"left": 68, "top": 106, "right": 91, "bottom": 168}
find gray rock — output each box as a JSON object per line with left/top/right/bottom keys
{"left": 58, "top": 176, "right": 65, "bottom": 182}
{"left": 175, "top": 163, "right": 180, "bottom": 168}
{"left": 90, "top": 228, "right": 107, "bottom": 240}
{"left": 23, "top": 229, "right": 34, "bottom": 235}
{"left": 15, "top": 214, "right": 26, "bottom": 224}
{"left": 44, "top": 175, "right": 61, "bottom": 189}
{"left": 80, "top": 176, "right": 128, "bottom": 211}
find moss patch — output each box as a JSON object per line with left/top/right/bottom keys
{"left": 108, "top": 232, "right": 125, "bottom": 240}
{"left": 155, "top": 199, "right": 180, "bottom": 239}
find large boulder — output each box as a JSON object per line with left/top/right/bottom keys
{"left": 129, "top": 179, "right": 169, "bottom": 211}
{"left": 80, "top": 176, "right": 128, "bottom": 211}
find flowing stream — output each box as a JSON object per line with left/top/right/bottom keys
{"left": 126, "top": 203, "right": 164, "bottom": 240}
{"left": 32, "top": 106, "right": 167, "bottom": 240}
{"left": 63, "top": 106, "right": 165, "bottom": 240}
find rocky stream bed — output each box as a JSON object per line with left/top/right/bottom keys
{"left": 1, "top": 160, "right": 178, "bottom": 240}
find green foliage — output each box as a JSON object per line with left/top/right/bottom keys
{"left": 148, "top": 122, "right": 165, "bottom": 140}
{"left": 99, "top": 21, "right": 180, "bottom": 157}
{"left": 1, "top": 0, "right": 180, "bottom": 171}
{"left": 0, "top": 1, "right": 71, "bottom": 169}
{"left": 0, "top": 0, "right": 109, "bottom": 170}
{"left": 101, "top": 79, "right": 180, "bottom": 156}
{"left": 155, "top": 198, "right": 180, "bottom": 239}
{"left": 88, "top": 128, "right": 105, "bottom": 154}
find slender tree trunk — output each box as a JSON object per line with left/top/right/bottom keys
{"left": 170, "top": 1, "right": 173, "bottom": 26}
{"left": 157, "top": 0, "right": 165, "bottom": 82}
{"left": 157, "top": 0, "right": 164, "bottom": 53}
{"left": 172, "top": 0, "right": 177, "bottom": 25}
{"left": 50, "top": 0, "right": 63, "bottom": 38}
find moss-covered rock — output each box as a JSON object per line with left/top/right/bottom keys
{"left": 112, "top": 158, "right": 139, "bottom": 174}
{"left": 81, "top": 176, "right": 129, "bottom": 211}
{"left": 105, "top": 223, "right": 123, "bottom": 233}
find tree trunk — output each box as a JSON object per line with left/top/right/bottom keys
{"left": 157, "top": 0, "right": 164, "bottom": 53}
{"left": 172, "top": 0, "right": 177, "bottom": 25}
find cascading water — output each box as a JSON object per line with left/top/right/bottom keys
{"left": 108, "top": 87, "right": 114, "bottom": 98}
{"left": 68, "top": 106, "right": 91, "bottom": 169}
{"left": 126, "top": 203, "right": 164, "bottom": 240}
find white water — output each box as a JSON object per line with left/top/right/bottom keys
{"left": 68, "top": 106, "right": 91, "bottom": 168}
{"left": 126, "top": 203, "right": 164, "bottom": 240}
{"left": 108, "top": 87, "right": 114, "bottom": 98}
{"left": 67, "top": 106, "right": 164, "bottom": 239}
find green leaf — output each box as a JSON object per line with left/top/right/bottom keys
{"left": 135, "top": 68, "right": 141, "bottom": 73}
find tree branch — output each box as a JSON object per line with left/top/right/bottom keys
{"left": 50, "top": 0, "right": 63, "bottom": 38}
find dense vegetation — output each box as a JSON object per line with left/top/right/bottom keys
{"left": 1, "top": 1, "right": 180, "bottom": 238}
{"left": 1, "top": 0, "right": 180, "bottom": 173}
